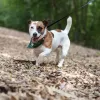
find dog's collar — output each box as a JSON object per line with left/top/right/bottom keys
{"left": 27, "top": 38, "right": 44, "bottom": 48}
{"left": 27, "top": 31, "right": 54, "bottom": 48}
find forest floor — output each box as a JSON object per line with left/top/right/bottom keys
{"left": 0, "top": 27, "right": 100, "bottom": 100}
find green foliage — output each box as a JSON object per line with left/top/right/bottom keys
{"left": 0, "top": 0, "right": 100, "bottom": 49}
{"left": 85, "top": 0, "right": 100, "bottom": 49}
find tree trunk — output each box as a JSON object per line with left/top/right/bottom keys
{"left": 73, "top": 0, "right": 81, "bottom": 42}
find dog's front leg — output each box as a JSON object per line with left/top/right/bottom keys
{"left": 36, "top": 48, "right": 51, "bottom": 66}
{"left": 33, "top": 50, "right": 39, "bottom": 66}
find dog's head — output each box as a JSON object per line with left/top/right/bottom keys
{"left": 28, "top": 20, "right": 48, "bottom": 43}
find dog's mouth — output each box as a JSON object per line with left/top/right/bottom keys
{"left": 31, "top": 36, "right": 42, "bottom": 43}
{"left": 31, "top": 37, "right": 39, "bottom": 43}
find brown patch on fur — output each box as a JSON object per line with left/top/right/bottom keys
{"left": 51, "top": 32, "right": 54, "bottom": 38}
{"left": 36, "top": 21, "right": 45, "bottom": 33}
{"left": 28, "top": 20, "right": 32, "bottom": 24}
{"left": 55, "top": 29, "right": 61, "bottom": 32}
{"left": 37, "top": 22, "right": 44, "bottom": 28}
{"left": 43, "top": 31, "right": 53, "bottom": 48}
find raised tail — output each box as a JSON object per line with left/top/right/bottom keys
{"left": 64, "top": 16, "right": 72, "bottom": 34}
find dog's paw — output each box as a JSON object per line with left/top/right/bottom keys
{"left": 36, "top": 62, "right": 39, "bottom": 66}
{"left": 57, "top": 64, "right": 63, "bottom": 68}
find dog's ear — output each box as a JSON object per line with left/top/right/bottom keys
{"left": 42, "top": 20, "right": 48, "bottom": 27}
{"left": 28, "top": 20, "right": 32, "bottom": 24}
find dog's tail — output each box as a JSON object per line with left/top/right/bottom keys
{"left": 64, "top": 16, "right": 72, "bottom": 34}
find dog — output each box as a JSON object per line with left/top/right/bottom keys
{"left": 28, "top": 16, "right": 72, "bottom": 67}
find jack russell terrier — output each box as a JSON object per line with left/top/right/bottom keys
{"left": 28, "top": 16, "right": 72, "bottom": 67}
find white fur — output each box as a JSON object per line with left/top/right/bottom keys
{"left": 29, "top": 16, "right": 72, "bottom": 67}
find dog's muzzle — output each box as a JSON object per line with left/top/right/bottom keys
{"left": 33, "top": 33, "right": 37, "bottom": 37}
{"left": 31, "top": 33, "right": 42, "bottom": 43}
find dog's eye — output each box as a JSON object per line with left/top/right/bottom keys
{"left": 37, "top": 26, "right": 42, "bottom": 33}
{"left": 31, "top": 26, "right": 34, "bottom": 29}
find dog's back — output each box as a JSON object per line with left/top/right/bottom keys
{"left": 50, "top": 16, "right": 72, "bottom": 51}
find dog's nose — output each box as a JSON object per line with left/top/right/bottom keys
{"left": 33, "top": 33, "right": 37, "bottom": 37}
{"left": 31, "top": 26, "right": 34, "bottom": 29}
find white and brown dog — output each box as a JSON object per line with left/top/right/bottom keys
{"left": 28, "top": 16, "right": 72, "bottom": 67}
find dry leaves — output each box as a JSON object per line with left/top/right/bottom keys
{"left": 0, "top": 27, "right": 100, "bottom": 100}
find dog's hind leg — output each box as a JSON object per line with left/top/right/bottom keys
{"left": 57, "top": 48, "right": 67, "bottom": 67}
{"left": 57, "top": 41, "right": 70, "bottom": 67}
{"left": 56, "top": 48, "right": 61, "bottom": 65}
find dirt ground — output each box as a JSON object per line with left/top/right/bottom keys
{"left": 0, "top": 27, "right": 100, "bottom": 100}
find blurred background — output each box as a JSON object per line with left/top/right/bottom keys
{"left": 0, "top": 0, "right": 100, "bottom": 49}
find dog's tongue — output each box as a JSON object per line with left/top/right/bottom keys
{"left": 31, "top": 37, "right": 38, "bottom": 43}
